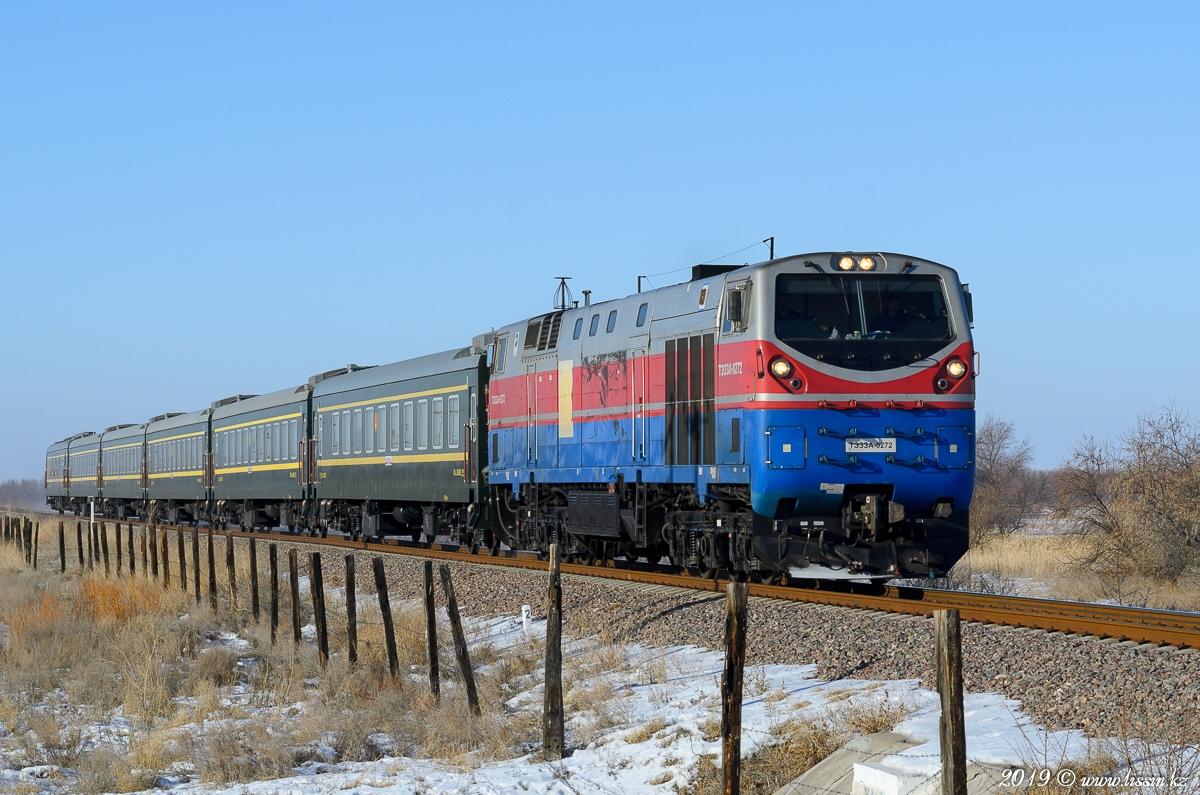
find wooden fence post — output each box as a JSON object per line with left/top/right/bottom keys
{"left": 207, "top": 529, "right": 217, "bottom": 610}
{"left": 269, "top": 543, "right": 279, "bottom": 644}
{"left": 345, "top": 555, "right": 358, "bottom": 666}
{"left": 722, "top": 581, "right": 749, "bottom": 795}
{"left": 372, "top": 557, "right": 399, "bottom": 677}
{"left": 225, "top": 530, "right": 238, "bottom": 611}
{"left": 439, "top": 564, "right": 480, "bottom": 716}
{"left": 86, "top": 520, "right": 94, "bottom": 570}
{"left": 77, "top": 522, "right": 84, "bottom": 569}
{"left": 128, "top": 523, "right": 135, "bottom": 575}
{"left": 249, "top": 537, "right": 260, "bottom": 622}
{"left": 100, "top": 522, "right": 110, "bottom": 576}
{"left": 149, "top": 523, "right": 159, "bottom": 579}
{"left": 115, "top": 522, "right": 123, "bottom": 575}
{"left": 936, "top": 609, "right": 967, "bottom": 795}
{"left": 160, "top": 527, "right": 170, "bottom": 589}
{"left": 32, "top": 522, "right": 39, "bottom": 570}
{"left": 140, "top": 525, "right": 148, "bottom": 574}
{"left": 310, "top": 552, "right": 329, "bottom": 668}
{"left": 289, "top": 549, "right": 301, "bottom": 644}
{"left": 192, "top": 527, "right": 200, "bottom": 603}
{"left": 91, "top": 521, "right": 99, "bottom": 564}
{"left": 543, "top": 543, "right": 564, "bottom": 760}
{"left": 423, "top": 561, "right": 440, "bottom": 698}
{"left": 177, "top": 527, "right": 187, "bottom": 592}
{"left": 59, "top": 521, "right": 66, "bottom": 574}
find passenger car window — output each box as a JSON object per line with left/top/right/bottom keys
{"left": 417, "top": 400, "right": 429, "bottom": 450}
{"left": 332, "top": 413, "right": 341, "bottom": 455}
{"left": 389, "top": 404, "right": 400, "bottom": 451}
{"left": 353, "top": 409, "right": 363, "bottom": 453}
{"left": 432, "top": 397, "right": 444, "bottom": 449}
{"left": 448, "top": 395, "right": 460, "bottom": 448}
{"left": 404, "top": 402, "right": 414, "bottom": 451}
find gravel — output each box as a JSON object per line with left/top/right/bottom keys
{"left": 256, "top": 536, "right": 1200, "bottom": 743}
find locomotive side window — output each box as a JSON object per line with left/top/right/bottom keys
{"left": 589, "top": 314, "right": 600, "bottom": 336}
{"left": 489, "top": 336, "right": 508, "bottom": 374}
{"left": 606, "top": 310, "right": 617, "bottom": 333}
{"left": 417, "top": 400, "right": 429, "bottom": 450}
{"left": 636, "top": 303, "right": 648, "bottom": 327}
{"left": 432, "top": 397, "right": 444, "bottom": 449}
{"left": 448, "top": 395, "right": 460, "bottom": 448}
{"left": 573, "top": 318, "right": 583, "bottom": 340}
{"left": 404, "top": 401, "right": 414, "bottom": 451}
{"left": 389, "top": 403, "right": 400, "bottom": 451}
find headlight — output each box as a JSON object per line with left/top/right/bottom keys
{"left": 945, "top": 358, "right": 967, "bottom": 379}
{"left": 770, "top": 357, "right": 793, "bottom": 378}
{"left": 858, "top": 256, "right": 875, "bottom": 271}
{"left": 837, "top": 256, "right": 855, "bottom": 271}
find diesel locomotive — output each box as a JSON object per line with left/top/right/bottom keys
{"left": 46, "top": 251, "right": 976, "bottom": 579}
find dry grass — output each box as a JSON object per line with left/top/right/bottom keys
{"left": 957, "top": 533, "right": 1200, "bottom": 610}
{"left": 683, "top": 691, "right": 913, "bottom": 795}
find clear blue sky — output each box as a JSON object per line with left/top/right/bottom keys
{"left": 3, "top": 2, "right": 1198, "bottom": 480}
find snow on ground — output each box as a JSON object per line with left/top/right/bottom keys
{"left": 0, "top": 606, "right": 1102, "bottom": 794}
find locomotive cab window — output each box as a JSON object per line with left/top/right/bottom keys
{"left": 606, "top": 310, "right": 617, "bottom": 333}
{"left": 572, "top": 318, "right": 583, "bottom": 340}
{"left": 636, "top": 303, "right": 648, "bottom": 327}
{"left": 489, "top": 336, "right": 508, "bottom": 374}
{"left": 774, "top": 273, "right": 955, "bottom": 372}
{"left": 589, "top": 314, "right": 600, "bottom": 336}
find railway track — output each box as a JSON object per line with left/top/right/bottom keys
{"left": 15, "top": 509, "right": 1200, "bottom": 650}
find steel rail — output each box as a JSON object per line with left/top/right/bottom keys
{"left": 14, "top": 509, "right": 1200, "bottom": 649}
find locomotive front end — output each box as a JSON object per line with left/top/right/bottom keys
{"left": 744, "top": 253, "right": 975, "bottom": 578}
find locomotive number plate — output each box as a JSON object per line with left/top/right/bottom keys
{"left": 845, "top": 438, "right": 897, "bottom": 454}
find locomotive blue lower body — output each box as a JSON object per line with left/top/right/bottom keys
{"left": 490, "top": 404, "right": 973, "bottom": 578}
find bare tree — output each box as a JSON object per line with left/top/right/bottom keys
{"left": 1057, "top": 406, "right": 1200, "bottom": 603}
{"left": 970, "top": 415, "right": 1046, "bottom": 544}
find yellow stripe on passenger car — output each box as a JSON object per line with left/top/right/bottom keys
{"left": 148, "top": 470, "right": 204, "bottom": 479}
{"left": 212, "top": 462, "right": 299, "bottom": 475}
{"left": 148, "top": 430, "right": 205, "bottom": 443}
{"left": 317, "top": 452, "right": 461, "bottom": 466}
{"left": 214, "top": 412, "right": 302, "bottom": 434}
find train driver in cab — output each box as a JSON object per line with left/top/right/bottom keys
{"left": 874, "top": 294, "right": 909, "bottom": 333}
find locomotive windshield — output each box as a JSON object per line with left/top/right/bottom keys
{"left": 775, "top": 274, "right": 955, "bottom": 371}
